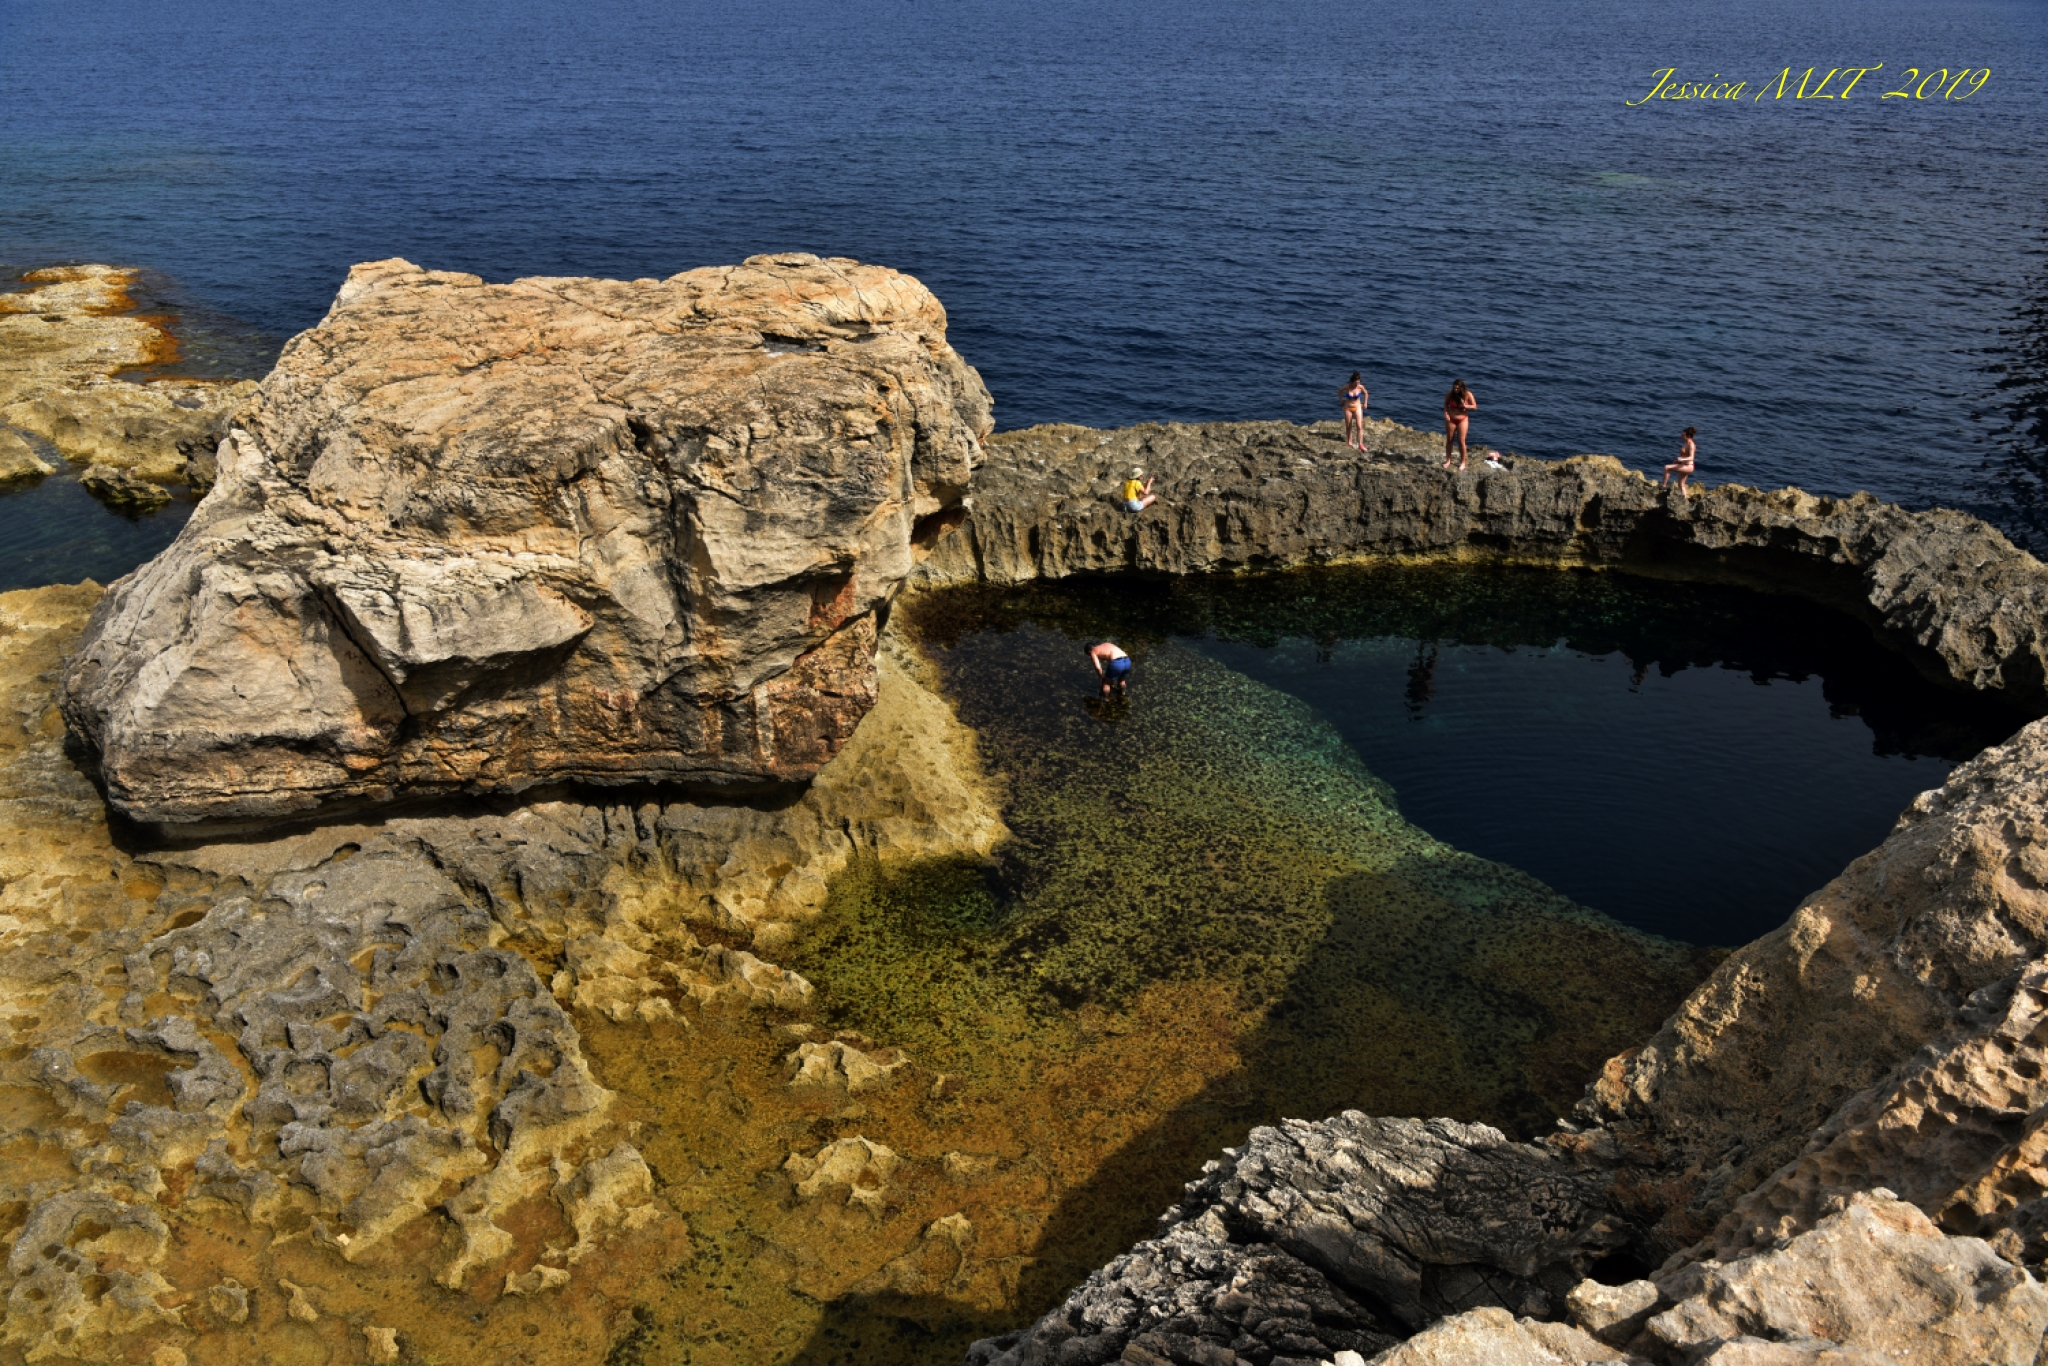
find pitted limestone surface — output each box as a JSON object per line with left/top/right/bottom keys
{"left": 1582, "top": 714, "right": 2048, "bottom": 1258}
{"left": 0, "top": 578, "right": 1012, "bottom": 1364}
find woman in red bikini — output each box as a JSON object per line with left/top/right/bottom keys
{"left": 1442, "top": 380, "right": 1477, "bottom": 470}
{"left": 1340, "top": 372, "right": 1370, "bottom": 451}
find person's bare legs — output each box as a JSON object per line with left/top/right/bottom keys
{"left": 1443, "top": 416, "right": 1469, "bottom": 470}
{"left": 1663, "top": 460, "right": 1693, "bottom": 490}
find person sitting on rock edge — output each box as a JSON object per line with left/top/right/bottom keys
{"left": 1089, "top": 641, "right": 1133, "bottom": 698}
{"left": 1121, "top": 468, "right": 1157, "bottom": 512}
{"left": 1663, "top": 426, "right": 1697, "bottom": 493}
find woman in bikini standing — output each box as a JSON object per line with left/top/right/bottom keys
{"left": 1442, "top": 379, "right": 1477, "bottom": 470}
{"left": 1341, "top": 372, "right": 1370, "bottom": 451}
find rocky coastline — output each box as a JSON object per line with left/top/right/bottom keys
{"left": 939, "top": 421, "right": 2048, "bottom": 1364}
{"left": 920, "top": 420, "right": 2048, "bottom": 708}
{"left": 3, "top": 257, "right": 2047, "bottom": 1364}
{"left": 0, "top": 265, "right": 256, "bottom": 508}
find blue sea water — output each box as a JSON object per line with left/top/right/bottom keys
{"left": 3, "top": 0, "right": 2045, "bottom": 539}
{"left": 0, "top": 0, "right": 2042, "bottom": 936}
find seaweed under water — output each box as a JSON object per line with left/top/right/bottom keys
{"left": 908, "top": 563, "right": 2027, "bottom": 943}
{"left": 769, "top": 576, "right": 1732, "bottom": 1363}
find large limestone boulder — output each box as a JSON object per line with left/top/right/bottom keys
{"left": 60, "top": 253, "right": 992, "bottom": 823}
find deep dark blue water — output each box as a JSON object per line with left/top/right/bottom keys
{"left": 3, "top": 0, "right": 2046, "bottom": 546}
{"left": 914, "top": 566, "right": 2029, "bottom": 946}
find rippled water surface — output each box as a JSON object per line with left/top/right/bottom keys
{"left": 3, "top": 0, "right": 2046, "bottom": 539}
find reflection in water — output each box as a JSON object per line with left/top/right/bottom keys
{"left": 1981, "top": 228, "right": 2048, "bottom": 551}
{"left": 1405, "top": 640, "right": 1439, "bottom": 712}
{"left": 0, "top": 471, "right": 194, "bottom": 591}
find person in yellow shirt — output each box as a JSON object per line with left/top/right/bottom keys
{"left": 1121, "top": 468, "right": 1156, "bottom": 512}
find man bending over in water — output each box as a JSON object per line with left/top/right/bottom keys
{"left": 1089, "top": 641, "right": 1133, "bottom": 698}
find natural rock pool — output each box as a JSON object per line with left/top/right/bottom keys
{"left": 905, "top": 563, "right": 2025, "bottom": 947}
{"left": 678, "top": 563, "right": 2020, "bottom": 1363}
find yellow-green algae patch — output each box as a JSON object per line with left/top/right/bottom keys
{"left": 734, "top": 595, "right": 1715, "bottom": 1363}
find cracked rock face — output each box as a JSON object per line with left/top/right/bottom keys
{"left": 1582, "top": 716, "right": 2048, "bottom": 1260}
{"left": 1625, "top": 1191, "right": 2048, "bottom": 1365}
{"left": 59, "top": 253, "right": 993, "bottom": 824}
{"left": 967, "top": 1113, "right": 1627, "bottom": 1365}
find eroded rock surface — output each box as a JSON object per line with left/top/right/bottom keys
{"left": 1582, "top": 716, "right": 2048, "bottom": 1258}
{"left": 0, "top": 580, "right": 1005, "bottom": 1361}
{"left": 0, "top": 265, "right": 255, "bottom": 500}
{"left": 923, "top": 421, "right": 2048, "bottom": 706}
{"left": 1371, "top": 1308, "right": 1629, "bottom": 1365}
{"left": 967, "top": 1113, "right": 1623, "bottom": 1365}
{"left": 1605, "top": 1191, "right": 2047, "bottom": 1366}
{"left": 0, "top": 428, "right": 54, "bottom": 484}
{"left": 61, "top": 253, "right": 993, "bottom": 823}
